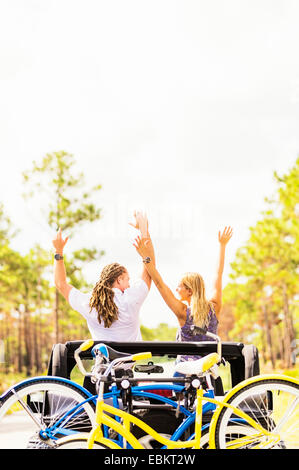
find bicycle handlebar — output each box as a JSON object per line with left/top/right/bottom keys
{"left": 131, "top": 352, "right": 152, "bottom": 362}
{"left": 80, "top": 339, "right": 94, "bottom": 352}
{"left": 190, "top": 326, "right": 222, "bottom": 356}
{"left": 74, "top": 333, "right": 222, "bottom": 381}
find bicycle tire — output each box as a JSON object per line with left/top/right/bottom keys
{"left": 131, "top": 411, "right": 257, "bottom": 449}
{"left": 200, "top": 423, "right": 259, "bottom": 448}
{"left": 0, "top": 377, "right": 96, "bottom": 449}
{"left": 55, "top": 435, "right": 109, "bottom": 449}
{"left": 214, "top": 377, "right": 299, "bottom": 449}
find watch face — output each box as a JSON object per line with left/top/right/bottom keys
{"left": 54, "top": 254, "right": 63, "bottom": 260}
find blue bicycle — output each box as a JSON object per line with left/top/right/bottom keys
{"left": 0, "top": 338, "right": 220, "bottom": 449}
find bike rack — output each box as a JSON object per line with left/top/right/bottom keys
{"left": 47, "top": 340, "right": 259, "bottom": 390}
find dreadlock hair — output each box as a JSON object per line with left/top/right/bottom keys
{"left": 89, "top": 263, "right": 127, "bottom": 328}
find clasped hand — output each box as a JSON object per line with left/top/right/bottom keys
{"left": 133, "top": 235, "right": 151, "bottom": 259}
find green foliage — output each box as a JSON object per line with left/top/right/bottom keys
{"left": 0, "top": 151, "right": 104, "bottom": 376}
{"left": 23, "top": 151, "right": 102, "bottom": 233}
{"left": 223, "top": 158, "right": 299, "bottom": 370}
{"left": 22, "top": 150, "right": 104, "bottom": 344}
{"left": 140, "top": 323, "right": 177, "bottom": 341}
{"left": 0, "top": 371, "right": 29, "bottom": 395}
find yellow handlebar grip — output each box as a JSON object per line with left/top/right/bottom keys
{"left": 132, "top": 352, "right": 152, "bottom": 362}
{"left": 80, "top": 339, "right": 94, "bottom": 352}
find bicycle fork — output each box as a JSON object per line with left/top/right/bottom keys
{"left": 193, "top": 388, "right": 204, "bottom": 449}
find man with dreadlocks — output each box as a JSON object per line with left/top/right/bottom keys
{"left": 52, "top": 212, "right": 153, "bottom": 341}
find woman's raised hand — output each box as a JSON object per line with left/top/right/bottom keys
{"left": 133, "top": 235, "right": 151, "bottom": 258}
{"left": 218, "top": 226, "right": 233, "bottom": 246}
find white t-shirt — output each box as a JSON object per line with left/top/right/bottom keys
{"left": 68, "top": 279, "right": 149, "bottom": 341}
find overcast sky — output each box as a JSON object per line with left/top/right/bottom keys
{"left": 0, "top": 1, "right": 298, "bottom": 328}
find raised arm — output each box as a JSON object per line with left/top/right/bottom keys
{"left": 133, "top": 235, "right": 186, "bottom": 326}
{"left": 52, "top": 228, "right": 73, "bottom": 301}
{"left": 129, "top": 211, "right": 155, "bottom": 290}
{"left": 210, "top": 226, "right": 233, "bottom": 317}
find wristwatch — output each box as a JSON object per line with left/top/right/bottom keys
{"left": 54, "top": 253, "right": 64, "bottom": 261}
{"left": 142, "top": 256, "right": 151, "bottom": 264}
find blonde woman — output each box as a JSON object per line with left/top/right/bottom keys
{"left": 133, "top": 224, "right": 233, "bottom": 361}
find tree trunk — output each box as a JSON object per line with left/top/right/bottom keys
{"left": 282, "top": 284, "right": 294, "bottom": 368}
{"left": 23, "top": 283, "right": 34, "bottom": 376}
{"left": 260, "top": 327, "right": 267, "bottom": 365}
{"left": 34, "top": 274, "right": 42, "bottom": 373}
{"left": 262, "top": 304, "right": 276, "bottom": 369}
{"left": 278, "top": 323, "right": 285, "bottom": 365}
{"left": 23, "top": 304, "right": 32, "bottom": 376}
{"left": 17, "top": 309, "right": 23, "bottom": 373}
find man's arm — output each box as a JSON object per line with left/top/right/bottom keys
{"left": 210, "top": 226, "right": 233, "bottom": 317}
{"left": 130, "top": 211, "right": 155, "bottom": 290}
{"left": 140, "top": 236, "right": 155, "bottom": 290}
{"left": 52, "top": 228, "right": 73, "bottom": 301}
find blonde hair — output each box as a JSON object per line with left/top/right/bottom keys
{"left": 181, "top": 272, "right": 211, "bottom": 328}
{"left": 89, "top": 263, "right": 127, "bottom": 328}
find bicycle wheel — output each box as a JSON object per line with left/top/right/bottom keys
{"left": 200, "top": 424, "right": 259, "bottom": 449}
{"left": 55, "top": 434, "right": 109, "bottom": 449}
{"left": 0, "top": 377, "right": 96, "bottom": 449}
{"left": 214, "top": 377, "right": 299, "bottom": 449}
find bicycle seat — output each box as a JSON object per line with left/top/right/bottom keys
{"left": 92, "top": 343, "right": 133, "bottom": 362}
{"left": 174, "top": 352, "right": 220, "bottom": 375}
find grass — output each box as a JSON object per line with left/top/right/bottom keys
{"left": 0, "top": 371, "right": 28, "bottom": 395}
{"left": 0, "top": 372, "right": 30, "bottom": 415}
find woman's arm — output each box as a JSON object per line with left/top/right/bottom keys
{"left": 129, "top": 211, "right": 155, "bottom": 290}
{"left": 133, "top": 236, "right": 186, "bottom": 325}
{"left": 52, "top": 228, "right": 73, "bottom": 301}
{"left": 210, "top": 226, "right": 233, "bottom": 317}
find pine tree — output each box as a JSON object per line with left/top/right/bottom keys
{"left": 23, "top": 151, "right": 104, "bottom": 343}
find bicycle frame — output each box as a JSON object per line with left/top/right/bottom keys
{"left": 43, "top": 383, "right": 187, "bottom": 440}
{"left": 71, "top": 343, "right": 221, "bottom": 447}
{"left": 3, "top": 376, "right": 213, "bottom": 444}
{"left": 56, "top": 342, "right": 296, "bottom": 449}
{"left": 103, "top": 383, "right": 216, "bottom": 448}
{"left": 84, "top": 385, "right": 277, "bottom": 450}
{"left": 56, "top": 339, "right": 269, "bottom": 449}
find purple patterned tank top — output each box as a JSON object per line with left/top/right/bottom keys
{"left": 176, "top": 304, "right": 218, "bottom": 362}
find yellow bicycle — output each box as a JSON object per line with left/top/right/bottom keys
{"left": 55, "top": 337, "right": 299, "bottom": 449}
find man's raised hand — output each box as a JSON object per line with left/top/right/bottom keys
{"left": 52, "top": 228, "right": 69, "bottom": 254}
{"left": 129, "top": 210, "right": 149, "bottom": 238}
